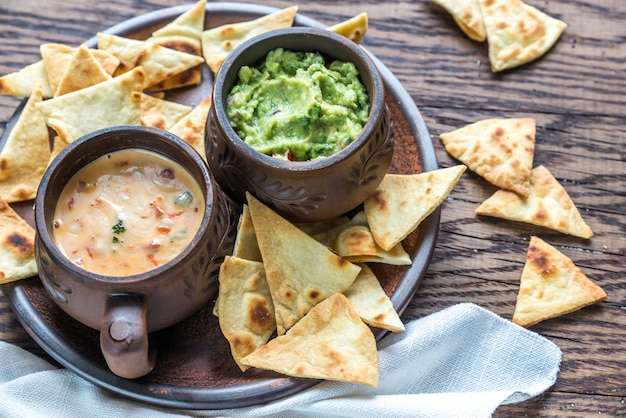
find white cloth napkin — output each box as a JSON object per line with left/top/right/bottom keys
{"left": 0, "top": 303, "right": 561, "bottom": 418}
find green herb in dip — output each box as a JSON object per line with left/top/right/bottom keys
{"left": 227, "top": 48, "right": 370, "bottom": 161}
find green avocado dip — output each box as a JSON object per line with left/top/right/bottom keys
{"left": 226, "top": 48, "right": 370, "bottom": 161}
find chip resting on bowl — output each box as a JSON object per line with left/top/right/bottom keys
{"left": 327, "top": 12, "right": 369, "bottom": 44}
{"left": 475, "top": 165, "right": 593, "bottom": 238}
{"left": 0, "top": 197, "right": 37, "bottom": 284}
{"left": 241, "top": 293, "right": 379, "bottom": 387}
{"left": 512, "top": 236, "right": 606, "bottom": 327}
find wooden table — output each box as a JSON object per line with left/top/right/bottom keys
{"left": 1, "top": 0, "right": 624, "bottom": 415}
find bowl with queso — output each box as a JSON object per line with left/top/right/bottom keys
{"left": 34, "top": 125, "right": 238, "bottom": 379}
{"left": 206, "top": 27, "right": 394, "bottom": 222}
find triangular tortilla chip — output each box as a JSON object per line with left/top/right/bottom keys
{"left": 475, "top": 165, "right": 593, "bottom": 238}
{"left": 431, "top": 0, "right": 486, "bottom": 41}
{"left": 201, "top": 6, "right": 298, "bottom": 74}
{"left": 151, "top": 0, "right": 206, "bottom": 40}
{"left": 0, "top": 61, "right": 53, "bottom": 98}
{"left": 512, "top": 236, "right": 606, "bottom": 327}
{"left": 218, "top": 256, "right": 275, "bottom": 371}
{"left": 232, "top": 204, "right": 262, "bottom": 262}
{"left": 97, "top": 33, "right": 204, "bottom": 88}
{"left": 479, "top": 0, "right": 567, "bottom": 72}
{"left": 48, "top": 136, "right": 67, "bottom": 168}
{"left": 140, "top": 93, "right": 191, "bottom": 130}
{"left": 168, "top": 96, "right": 212, "bottom": 160}
{"left": 343, "top": 264, "right": 405, "bottom": 332}
{"left": 0, "top": 84, "right": 50, "bottom": 202}
{"left": 40, "top": 43, "right": 119, "bottom": 94}
{"left": 0, "top": 197, "right": 37, "bottom": 283}
{"left": 327, "top": 12, "right": 369, "bottom": 44}
{"left": 246, "top": 192, "right": 361, "bottom": 335}
{"left": 440, "top": 118, "right": 535, "bottom": 197}
{"left": 241, "top": 293, "right": 379, "bottom": 387}
{"left": 364, "top": 165, "right": 467, "bottom": 251}
{"left": 35, "top": 67, "right": 144, "bottom": 143}
{"left": 55, "top": 45, "right": 111, "bottom": 96}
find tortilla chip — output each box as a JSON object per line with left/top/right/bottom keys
{"left": 246, "top": 192, "right": 361, "bottom": 335}
{"left": 218, "top": 256, "right": 275, "bottom": 371}
{"left": 40, "top": 43, "right": 119, "bottom": 94}
{"left": 151, "top": 0, "right": 206, "bottom": 40}
{"left": 97, "top": 33, "right": 204, "bottom": 88}
{"left": 327, "top": 12, "right": 369, "bottom": 44}
{"left": 364, "top": 165, "right": 467, "bottom": 251}
{"left": 440, "top": 118, "right": 535, "bottom": 198}
{"left": 201, "top": 6, "right": 298, "bottom": 74}
{"left": 168, "top": 96, "right": 212, "bottom": 160}
{"left": 232, "top": 204, "right": 262, "bottom": 262}
{"left": 431, "top": 0, "right": 486, "bottom": 41}
{"left": 241, "top": 293, "right": 379, "bottom": 387}
{"left": 479, "top": 0, "right": 567, "bottom": 72}
{"left": 313, "top": 211, "right": 411, "bottom": 265}
{"left": 48, "top": 136, "right": 67, "bottom": 167}
{"left": 0, "top": 84, "right": 50, "bottom": 202}
{"left": 0, "top": 61, "right": 53, "bottom": 98}
{"left": 512, "top": 236, "right": 606, "bottom": 327}
{"left": 475, "top": 165, "right": 593, "bottom": 238}
{"left": 141, "top": 93, "right": 192, "bottom": 130}
{"left": 0, "top": 197, "right": 37, "bottom": 284}
{"left": 35, "top": 67, "right": 144, "bottom": 143}
{"left": 295, "top": 215, "right": 351, "bottom": 236}
{"left": 344, "top": 264, "right": 405, "bottom": 332}
{"left": 55, "top": 46, "right": 111, "bottom": 96}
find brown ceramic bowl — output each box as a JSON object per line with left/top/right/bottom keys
{"left": 206, "top": 27, "right": 394, "bottom": 222}
{"left": 34, "top": 125, "right": 238, "bottom": 379}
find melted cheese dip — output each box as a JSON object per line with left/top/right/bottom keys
{"left": 52, "top": 149, "right": 205, "bottom": 276}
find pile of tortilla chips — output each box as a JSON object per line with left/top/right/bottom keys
{"left": 218, "top": 166, "right": 465, "bottom": 385}
{"left": 431, "top": 0, "right": 567, "bottom": 71}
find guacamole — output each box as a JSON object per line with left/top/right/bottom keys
{"left": 226, "top": 48, "right": 370, "bottom": 161}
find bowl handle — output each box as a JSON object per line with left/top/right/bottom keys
{"left": 100, "top": 293, "right": 155, "bottom": 379}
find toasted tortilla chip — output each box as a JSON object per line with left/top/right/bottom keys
{"left": 0, "top": 61, "right": 53, "bottom": 98}
{"left": 512, "top": 236, "right": 606, "bottom": 327}
{"left": 201, "top": 6, "right": 298, "bottom": 74}
{"left": 246, "top": 192, "right": 361, "bottom": 335}
{"left": 0, "top": 197, "right": 37, "bottom": 283}
{"left": 327, "top": 12, "right": 368, "bottom": 44}
{"left": 296, "top": 215, "right": 351, "bottom": 236}
{"left": 0, "top": 84, "right": 50, "bottom": 202}
{"left": 440, "top": 118, "right": 535, "bottom": 198}
{"left": 232, "top": 204, "right": 262, "bottom": 262}
{"left": 141, "top": 93, "right": 191, "bottom": 130}
{"left": 431, "top": 0, "right": 486, "bottom": 41}
{"left": 48, "top": 136, "right": 67, "bottom": 167}
{"left": 313, "top": 211, "right": 411, "bottom": 265}
{"left": 35, "top": 67, "right": 144, "bottom": 143}
{"left": 40, "top": 43, "right": 119, "bottom": 94}
{"left": 97, "top": 33, "right": 204, "bottom": 88}
{"left": 344, "top": 264, "right": 405, "bottom": 332}
{"left": 241, "top": 293, "right": 378, "bottom": 387}
{"left": 55, "top": 46, "right": 111, "bottom": 96}
{"left": 364, "top": 165, "right": 467, "bottom": 251}
{"left": 218, "top": 256, "right": 275, "bottom": 371}
{"left": 151, "top": 0, "right": 206, "bottom": 40}
{"left": 475, "top": 165, "right": 593, "bottom": 238}
{"left": 479, "top": 0, "right": 567, "bottom": 72}
{"left": 168, "top": 96, "right": 212, "bottom": 160}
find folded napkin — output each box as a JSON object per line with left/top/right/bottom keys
{"left": 0, "top": 303, "right": 561, "bottom": 418}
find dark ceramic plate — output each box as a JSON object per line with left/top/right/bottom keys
{"left": 1, "top": 3, "right": 439, "bottom": 410}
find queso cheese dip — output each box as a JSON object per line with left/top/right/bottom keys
{"left": 52, "top": 149, "right": 205, "bottom": 276}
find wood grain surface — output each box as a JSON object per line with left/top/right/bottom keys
{"left": 1, "top": 0, "right": 624, "bottom": 416}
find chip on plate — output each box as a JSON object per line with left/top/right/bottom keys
{"left": 440, "top": 118, "right": 535, "bottom": 198}
{"left": 246, "top": 192, "right": 361, "bottom": 335}
{"left": 141, "top": 93, "right": 192, "bottom": 130}
{"left": 512, "top": 236, "right": 606, "bottom": 327}
{"left": 0, "top": 84, "right": 50, "bottom": 202}
{"left": 241, "top": 293, "right": 379, "bottom": 387}
{"left": 479, "top": 0, "right": 567, "bottom": 72}
{"left": 217, "top": 256, "right": 275, "bottom": 371}
{"left": 0, "top": 61, "right": 53, "bottom": 98}
{"left": 431, "top": 0, "right": 486, "bottom": 41}
{"left": 327, "top": 12, "right": 369, "bottom": 44}
{"left": 475, "top": 165, "right": 593, "bottom": 239}
{"left": 0, "top": 197, "right": 37, "bottom": 284}
{"left": 55, "top": 45, "right": 112, "bottom": 96}
{"left": 167, "top": 96, "right": 212, "bottom": 160}
{"left": 364, "top": 165, "right": 467, "bottom": 251}
{"left": 231, "top": 204, "right": 262, "bottom": 262}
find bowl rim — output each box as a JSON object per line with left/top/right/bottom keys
{"left": 35, "top": 125, "right": 215, "bottom": 285}
{"left": 212, "top": 26, "right": 386, "bottom": 172}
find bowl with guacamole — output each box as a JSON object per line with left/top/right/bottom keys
{"left": 206, "top": 27, "right": 393, "bottom": 222}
